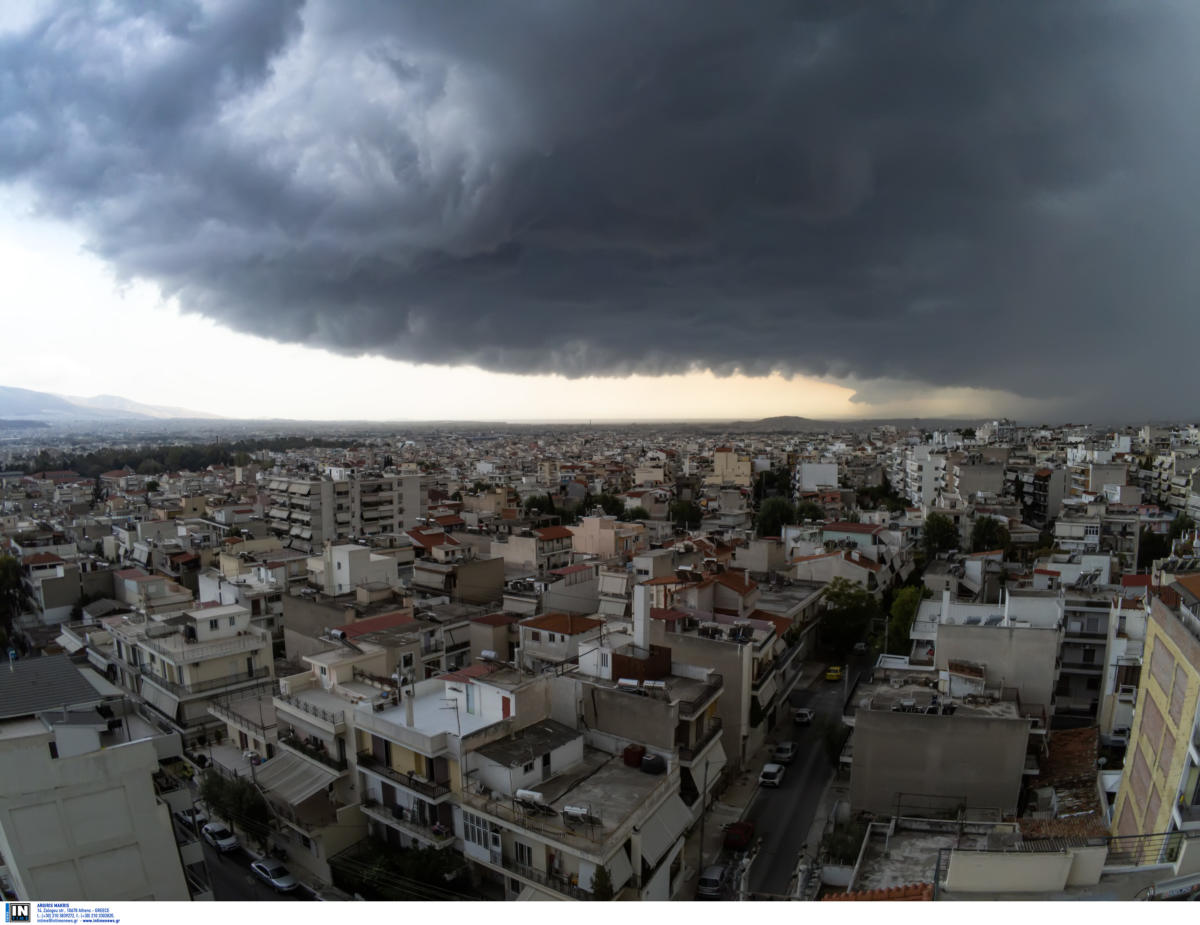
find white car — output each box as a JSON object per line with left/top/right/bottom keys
{"left": 772, "top": 741, "right": 798, "bottom": 764}
{"left": 759, "top": 762, "right": 786, "bottom": 788}
{"left": 250, "top": 859, "right": 298, "bottom": 893}
{"left": 201, "top": 822, "right": 239, "bottom": 853}
{"left": 792, "top": 707, "right": 814, "bottom": 725}
{"left": 174, "top": 807, "right": 208, "bottom": 830}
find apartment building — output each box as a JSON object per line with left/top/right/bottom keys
{"left": 1110, "top": 594, "right": 1200, "bottom": 857}
{"left": 0, "top": 657, "right": 195, "bottom": 901}
{"left": 265, "top": 473, "right": 413, "bottom": 552}
{"left": 569, "top": 515, "right": 643, "bottom": 560}
{"left": 707, "top": 447, "right": 752, "bottom": 488}
{"left": 110, "top": 604, "right": 274, "bottom": 736}
{"left": 491, "top": 526, "right": 574, "bottom": 576}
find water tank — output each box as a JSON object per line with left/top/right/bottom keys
{"left": 623, "top": 744, "right": 646, "bottom": 768}
{"left": 640, "top": 753, "right": 667, "bottom": 775}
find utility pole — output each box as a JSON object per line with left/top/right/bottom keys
{"left": 697, "top": 759, "right": 710, "bottom": 872}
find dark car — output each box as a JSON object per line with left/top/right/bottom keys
{"left": 723, "top": 820, "right": 756, "bottom": 851}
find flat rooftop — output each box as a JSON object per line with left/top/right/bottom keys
{"left": 848, "top": 675, "right": 1024, "bottom": 720}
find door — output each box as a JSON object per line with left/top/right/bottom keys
{"left": 246, "top": 656, "right": 255, "bottom": 678}
{"left": 502, "top": 696, "right": 511, "bottom": 719}
{"left": 542, "top": 753, "right": 551, "bottom": 782}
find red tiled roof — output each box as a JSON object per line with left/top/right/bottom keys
{"left": 1034, "top": 568, "right": 1061, "bottom": 576}
{"left": 823, "top": 883, "right": 933, "bottom": 902}
{"left": 749, "top": 610, "right": 790, "bottom": 637}
{"left": 822, "top": 522, "right": 883, "bottom": 535}
{"left": 440, "top": 664, "right": 498, "bottom": 683}
{"left": 339, "top": 610, "right": 414, "bottom": 637}
{"left": 1174, "top": 573, "right": 1200, "bottom": 599}
{"left": 520, "top": 612, "right": 603, "bottom": 635}
{"left": 649, "top": 607, "right": 689, "bottom": 621}
{"left": 22, "top": 552, "right": 65, "bottom": 566}
{"left": 642, "top": 576, "right": 683, "bottom": 586}
{"left": 1121, "top": 574, "right": 1152, "bottom": 588}
{"left": 550, "top": 564, "right": 593, "bottom": 576}
{"left": 712, "top": 570, "right": 757, "bottom": 595}
{"left": 407, "top": 528, "right": 461, "bottom": 549}
{"left": 115, "top": 568, "right": 149, "bottom": 580}
{"left": 433, "top": 515, "right": 465, "bottom": 527}
{"left": 534, "top": 526, "right": 575, "bottom": 541}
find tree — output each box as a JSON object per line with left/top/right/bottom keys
{"left": 590, "top": 865, "right": 614, "bottom": 900}
{"left": 970, "top": 517, "right": 1010, "bottom": 554}
{"left": 820, "top": 577, "right": 881, "bottom": 659}
{"left": 923, "top": 512, "right": 958, "bottom": 557}
{"left": 669, "top": 499, "right": 703, "bottom": 529}
{"left": 622, "top": 506, "right": 650, "bottom": 521}
{"left": 881, "top": 586, "right": 928, "bottom": 655}
{"left": 594, "top": 493, "right": 626, "bottom": 518}
{"left": 145, "top": 479, "right": 160, "bottom": 493}
{"left": 136, "top": 458, "right": 163, "bottom": 475}
{"left": 523, "top": 494, "right": 555, "bottom": 514}
{"left": 755, "top": 497, "right": 795, "bottom": 538}
{"left": 0, "top": 555, "right": 29, "bottom": 652}
{"left": 795, "top": 501, "right": 825, "bottom": 522}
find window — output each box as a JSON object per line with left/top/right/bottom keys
{"left": 320, "top": 666, "right": 327, "bottom": 676}
{"left": 515, "top": 842, "right": 534, "bottom": 868}
{"left": 402, "top": 653, "right": 414, "bottom": 669}
{"left": 209, "top": 619, "right": 219, "bottom": 631}
{"left": 466, "top": 684, "right": 476, "bottom": 715}
{"left": 229, "top": 616, "right": 236, "bottom": 627}
{"left": 547, "top": 633, "right": 556, "bottom": 643}
{"left": 464, "top": 812, "right": 491, "bottom": 847}
{"left": 524, "top": 761, "right": 535, "bottom": 773}
{"left": 600, "top": 652, "right": 609, "bottom": 668}
{"left": 336, "top": 561, "right": 342, "bottom": 570}
{"left": 530, "top": 631, "right": 541, "bottom": 642}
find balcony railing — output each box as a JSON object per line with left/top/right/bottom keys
{"left": 678, "top": 718, "right": 723, "bottom": 762}
{"left": 208, "top": 699, "right": 274, "bottom": 738}
{"left": 357, "top": 752, "right": 451, "bottom": 799}
{"left": 360, "top": 801, "right": 455, "bottom": 847}
{"left": 275, "top": 692, "right": 345, "bottom": 727}
{"left": 678, "top": 674, "right": 723, "bottom": 718}
{"left": 1058, "top": 660, "right": 1103, "bottom": 673}
{"left": 141, "top": 631, "right": 268, "bottom": 664}
{"left": 141, "top": 664, "right": 271, "bottom": 697}
{"left": 280, "top": 733, "right": 348, "bottom": 772}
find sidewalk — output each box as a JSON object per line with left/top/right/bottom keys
{"left": 677, "top": 660, "right": 832, "bottom": 898}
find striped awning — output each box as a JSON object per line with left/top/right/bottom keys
{"left": 254, "top": 752, "right": 338, "bottom": 806}
{"left": 637, "top": 794, "right": 691, "bottom": 867}
{"left": 141, "top": 682, "right": 180, "bottom": 720}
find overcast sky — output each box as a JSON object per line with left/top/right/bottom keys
{"left": 2, "top": 1, "right": 1198, "bottom": 422}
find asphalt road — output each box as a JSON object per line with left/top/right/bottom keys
{"left": 202, "top": 841, "right": 313, "bottom": 901}
{"left": 745, "top": 657, "right": 870, "bottom": 898}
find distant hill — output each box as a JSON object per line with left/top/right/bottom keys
{"left": 0, "top": 385, "right": 219, "bottom": 421}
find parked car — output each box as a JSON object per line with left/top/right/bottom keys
{"left": 792, "top": 707, "right": 814, "bottom": 725}
{"left": 174, "top": 807, "right": 208, "bottom": 830}
{"left": 251, "top": 859, "right": 298, "bottom": 893}
{"left": 772, "top": 741, "right": 798, "bottom": 764}
{"left": 759, "top": 762, "right": 786, "bottom": 788}
{"left": 201, "top": 822, "right": 238, "bottom": 853}
{"left": 723, "top": 820, "right": 756, "bottom": 851}
{"left": 696, "top": 864, "right": 728, "bottom": 899}
{"left": 825, "top": 665, "right": 844, "bottom": 682}
{"left": 853, "top": 642, "right": 868, "bottom": 654}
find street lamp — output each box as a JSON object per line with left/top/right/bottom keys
{"left": 696, "top": 759, "right": 711, "bottom": 872}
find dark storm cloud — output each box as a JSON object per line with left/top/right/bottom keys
{"left": 4, "top": 0, "right": 1200, "bottom": 414}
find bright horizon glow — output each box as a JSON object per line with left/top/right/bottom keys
{"left": 0, "top": 201, "right": 1053, "bottom": 423}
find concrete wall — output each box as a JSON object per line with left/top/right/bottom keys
{"left": 0, "top": 735, "right": 189, "bottom": 901}
{"left": 663, "top": 632, "right": 750, "bottom": 771}
{"left": 582, "top": 685, "right": 676, "bottom": 750}
{"left": 850, "top": 710, "right": 1031, "bottom": 815}
{"left": 946, "top": 850, "right": 1074, "bottom": 893}
{"left": 935, "top": 623, "right": 1059, "bottom": 709}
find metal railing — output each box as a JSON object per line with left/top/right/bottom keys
{"left": 678, "top": 674, "right": 723, "bottom": 718}
{"left": 275, "top": 692, "right": 345, "bottom": 727}
{"left": 507, "top": 860, "right": 591, "bottom": 900}
{"left": 141, "top": 664, "right": 271, "bottom": 697}
{"left": 207, "top": 699, "right": 274, "bottom": 738}
{"left": 360, "top": 801, "right": 455, "bottom": 847}
{"left": 141, "top": 631, "right": 268, "bottom": 664}
{"left": 356, "top": 752, "right": 451, "bottom": 799}
{"left": 279, "top": 733, "right": 348, "bottom": 772}
{"left": 678, "top": 717, "right": 723, "bottom": 762}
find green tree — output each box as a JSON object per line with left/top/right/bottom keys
{"left": 755, "top": 497, "right": 795, "bottom": 538}
{"left": 622, "top": 506, "right": 651, "bottom": 521}
{"left": 923, "top": 512, "right": 958, "bottom": 557}
{"left": 145, "top": 479, "right": 160, "bottom": 492}
{"left": 590, "top": 865, "right": 614, "bottom": 900}
{"left": 523, "top": 494, "right": 555, "bottom": 514}
{"left": 136, "top": 458, "right": 163, "bottom": 475}
{"left": 821, "top": 577, "right": 881, "bottom": 659}
{"left": 881, "top": 586, "right": 928, "bottom": 654}
{"left": 970, "top": 517, "right": 1011, "bottom": 554}
{"left": 669, "top": 499, "right": 703, "bottom": 529}
{"left": 0, "top": 555, "right": 29, "bottom": 651}
{"left": 795, "top": 501, "right": 825, "bottom": 522}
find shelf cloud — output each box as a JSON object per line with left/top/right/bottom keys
{"left": 4, "top": 1, "right": 1199, "bottom": 415}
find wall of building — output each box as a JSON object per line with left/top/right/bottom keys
{"left": 582, "top": 685, "right": 676, "bottom": 750}
{"left": 935, "top": 623, "right": 1060, "bottom": 710}
{"left": 849, "top": 710, "right": 1031, "bottom": 815}
{"left": 0, "top": 735, "right": 190, "bottom": 901}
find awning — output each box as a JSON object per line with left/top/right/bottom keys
{"left": 55, "top": 633, "right": 85, "bottom": 654}
{"left": 755, "top": 675, "right": 778, "bottom": 707}
{"left": 141, "top": 681, "right": 180, "bottom": 720}
{"left": 269, "top": 508, "right": 288, "bottom": 520}
{"left": 637, "top": 794, "right": 692, "bottom": 867}
{"left": 254, "top": 751, "right": 338, "bottom": 806}
{"left": 698, "top": 740, "right": 727, "bottom": 792}
{"left": 604, "top": 847, "right": 634, "bottom": 893}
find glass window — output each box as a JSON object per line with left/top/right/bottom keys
{"left": 464, "top": 812, "right": 491, "bottom": 847}
{"left": 209, "top": 619, "right": 218, "bottom": 631}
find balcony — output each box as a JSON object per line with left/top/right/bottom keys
{"left": 140, "top": 664, "right": 271, "bottom": 697}
{"left": 141, "top": 631, "right": 268, "bottom": 665}
{"left": 279, "top": 733, "right": 348, "bottom": 772}
{"left": 1178, "top": 804, "right": 1200, "bottom": 831}
{"left": 470, "top": 853, "right": 591, "bottom": 900}
{"left": 1058, "top": 660, "right": 1103, "bottom": 674}
{"left": 357, "top": 752, "right": 452, "bottom": 801}
{"left": 274, "top": 692, "right": 346, "bottom": 731}
{"left": 360, "top": 801, "right": 455, "bottom": 848}
{"left": 678, "top": 674, "right": 723, "bottom": 719}
{"left": 678, "top": 717, "right": 723, "bottom": 763}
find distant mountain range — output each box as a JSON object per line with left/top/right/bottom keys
{"left": 725, "top": 414, "right": 984, "bottom": 432}
{"left": 0, "top": 386, "right": 220, "bottom": 421}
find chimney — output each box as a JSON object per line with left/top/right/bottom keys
{"left": 634, "top": 583, "right": 651, "bottom": 651}
{"left": 404, "top": 689, "right": 414, "bottom": 726}
{"left": 941, "top": 588, "right": 951, "bottom": 622}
